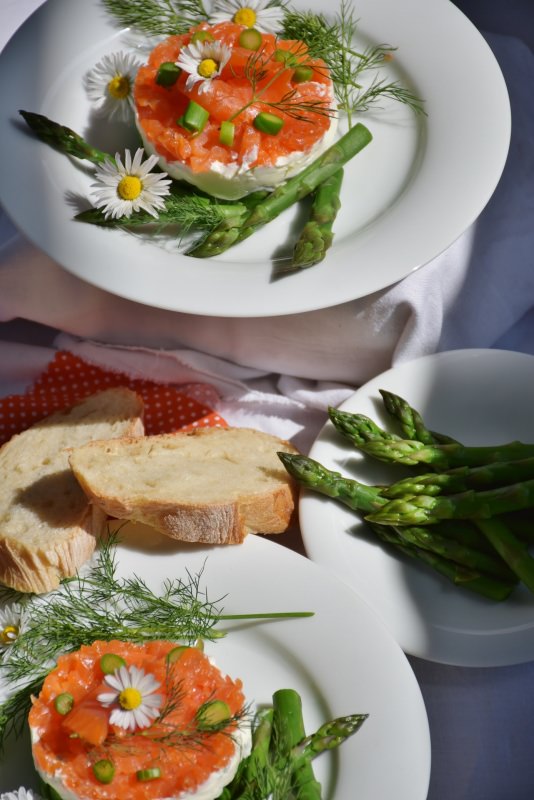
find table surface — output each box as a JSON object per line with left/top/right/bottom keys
{"left": 1, "top": 2, "right": 534, "bottom": 799}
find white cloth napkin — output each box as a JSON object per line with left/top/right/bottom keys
{"left": 1, "top": 33, "right": 533, "bottom": 387}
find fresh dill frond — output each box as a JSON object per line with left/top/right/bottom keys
{"left": 282, "top": 0, "right": 425, "bottom": 125}
{"left": 102, "top": 0, "right": 209, "bottom": 37}
{"left": 76, "top": 192, "right": 250, "bottom": 234}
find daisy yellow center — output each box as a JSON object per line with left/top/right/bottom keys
{"left": 117, "top": 175, "right": 142, "bottom": 201}
{"left": 198, "top": 58, "right": 218, "bottom": 78}
{"left": 234, "top": 7, "right": 257, "bottom": 27}
{"left": 1, "top": 624, "right": 18, "bottom": 644}
{"left": 119, "top": 687, "right": 143, "bottom": 710}
{"left": 107, "top": 75, "right": 131, "bottom": 100}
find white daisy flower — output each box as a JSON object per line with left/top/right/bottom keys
{"left": 176, "top": 40, "right": 232, "bottom": 94}
{"left": 0, "top": 789, "right": 42, "bottom": 800}
{"left": 84, "top": 51, "right": 142, "bottom": 123}
{"left": 210, "top": 0, "right": 285, "bottom": 34}
{"left": 0, "top": 602, "right": 26, "bottom": 649}
{"left": 97, "top": 664, "right": 162, "bottom": 732}
{"left": 90, "top": 148, "right": 172, "bottom": 220}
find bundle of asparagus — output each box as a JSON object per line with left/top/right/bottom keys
{"left": 218, "top": 688, "right": 367, "bottom": 800}
{"left": 278, "top": 390, "right": 534, "bottom": 601}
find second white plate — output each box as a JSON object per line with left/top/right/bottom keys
{"left": 301, "top": 349, "right": 534, "bottom": 667}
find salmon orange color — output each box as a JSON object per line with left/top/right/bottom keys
{"left": 29, "top": 640, "right": 250, "bottom": 800}
{"left": 134, "top": 22, "right": 338, "bottom": 199}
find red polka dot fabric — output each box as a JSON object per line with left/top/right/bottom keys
{"left": 0, "top": 351, "right": 227, "bottom": 445}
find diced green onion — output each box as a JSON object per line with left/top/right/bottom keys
{"left": 100, "top": 653, "right": 126, "bottom": 675}
{"left": 274, "top": 49, "right": 298, "bottom": 66}
{"left": 54, "top": 692, "right": 74, "bottom": 715}
{"left": 292, "top": 65, "right": 314, "bottom": 83}
{"left": 196, "top": 699, "right": 231, "bottom": 730}
{"left": 156, "top": 62, "right": 182, "bottom": 87}
{"left": 137, "top": 768, "right": 162, "bottom": 782}
{"left": 253, "top": 112, "right": 284, "bottom": 135}
{"left": 219, "top": 120, "right": 235, "bottom": 146}
{"left": 93, "top": 759, "right": 115, "bottom": 785}
{"left": 191, "top": 30, "right": 215, "bottom": 43}
{"left": 166, "top": 645, "right": 190, "bottom": 663}
{"left": 238, "top": 28, "right": 262, "bottom": 50}
{"left": 179, "top": 101, "right": 210, "bottom": 133}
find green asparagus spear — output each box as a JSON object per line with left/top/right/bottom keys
{"left": 369, "top": 523, "right": 516, "bottom": 601}
{"left": 474, "top": 517, "right": 534, "bottom": 594}
{"left": 19, "top": 110, "right": 111, "bottom": 164}
{"left": 187, "top": 123, "right": 372, "bottom": 258}
{"left": 272, "top": 689, "right": 322, "bottom": 800}
{"left": 358, "top": 438, "right": 534, "bottom": 469}
{"left": 367, "top": 478, "right": 534, "bottom": 526}
{"left": 294, "top": 713, "right": 368, "bottom": 760}
{"left": 498, "top": 511, "right": 534, "bottom": 543}
{"left": 378, "top": 389, "right": 458, "bottom": 444}
{"left": 277, "top": 452, "right": 385, "bottom": 513}
{"left": 394, "top": 524, "right": 517, "bottom": 582}
{"left": 289, "top": 168, "right": 344, "bottom": 271}
{"left": 328, "top": 406, "right": 401, "bottom": 445}
{"left": 383, "top": 457, "right": 534, "bottom": 498}
{"left": 278, "top": 452, "right": 516, "bottom": 580}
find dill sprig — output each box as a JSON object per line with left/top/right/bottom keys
{"left": 101, "top": 0, "right": 209, "bottom": 37}
{"left": 282, "top": 0, "right": 425, "bottom": 125}
{"left": 228, "top": 46, "right": 336, "bottom": 125}
{"left": 76, "top": 190, "right": 250, "bottom": 234}
{"left": 0, "top": 534, "right": 312, "bottom": 751}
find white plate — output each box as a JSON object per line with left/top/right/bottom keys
{"left": 300, "top": 349, "right": 534, "bottom": 667}
{"left": 0, "top": 0, "right": 509, "bottom": 317}
{"left": 0, "top": 531, "right": 430, "bottom": 799}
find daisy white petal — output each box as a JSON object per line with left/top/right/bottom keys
{"left": 0, "top": 790, "right": 43, "bottom": 800}
{"left": 90, "top": 148, "right": 172, "bottom": 220}
{"left": 84, "top": 51, "right": 142, "bottom": 123}
{"left": 176, "top": 40, "right": 232, "bottom": 95}
{"left": 97, "top": 663, "right": 162, "bottom": 732}
{"left": 0, "top": 602, "right": 27, "bottom": 649}
{"left": 210, "top": 0, "right": 285, "bottom": 34}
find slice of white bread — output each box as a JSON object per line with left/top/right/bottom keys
{"left": 69, "top": 427, "right": 299, "bottom": 545}
{"left": 0, "top": 388, "right": 144, "bottom": 594}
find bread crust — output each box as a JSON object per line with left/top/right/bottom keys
{"left": 0, "top": 388, "right": 144, "bottom": 594}
{"left": 70, "top": 427, "right": 298, "bottom": 545}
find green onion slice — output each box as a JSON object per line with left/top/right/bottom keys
{"left": 137, "top": 768, "right": 162, "bottom": 782}
{"left": 179, "top": 100, "right": 210, "bottom": 133}
{"left": 292, "top": 65, "right": 314, "bottom": 83}
{"left": 253, "top": 112, "right": 284, "bottom": 135}
{"left": 219, "top": 120, "right": 235, "bottom": 146}
{"left": 191, "top": 30, "right": 215, "bottom": 43}
{"left": 238, "top": 28, "right": 262, "bottom": 50}
{"left": 156, "top": 62, "right": 182, "bottom": 87}
{"left": 93, "top": 759, "right": 115, "bottom": 785}
{"left": 54, "top": 692, "right": 74, "bottom": 715}
{"left": 100, "top": 653, "right": 126, "bottom": 675}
